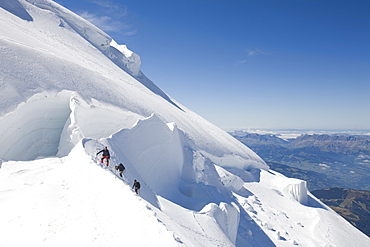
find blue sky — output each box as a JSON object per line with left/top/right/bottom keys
{"left": 54, "top": 0, "right": 370, "bottom": 130}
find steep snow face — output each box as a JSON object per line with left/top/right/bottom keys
{"left": 0, "top": 0, "right": 267, "bottom": 171}
{"left": 31, "top": 0, "right": 142, "bottom": 76}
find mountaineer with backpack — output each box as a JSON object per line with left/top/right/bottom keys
{"left": 115, "top": 163, "right": 125, "bottom": 177}
{"left": 132, "top": 180, "right": 141, "bottom": 194}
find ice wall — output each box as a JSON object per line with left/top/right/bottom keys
{"left": 0, "top": 91, "right": 71, "bottom": 161}
{"left": 109, "top": 114, "right": 184, "bottom": 196}
{"left": 57, "top": 94, "right": 142, "bottom": 157}
{"left": 200, "top": 202, "right": 240, "bottom": 244}
{"left": 0, "top": 90, "right": 144, "bottom": 161}
{"left": 98, "top": 114, "right": 236, "bottom": 210}
{"left": 109, "top": 40, "right": 141, "bottom": 76}
{"left": 285, "top": 180, "right": 308, "bottom": 205}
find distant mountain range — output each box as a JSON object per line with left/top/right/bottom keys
{"left": 231, "top": 132, "right": 370, "bottom": 191}
{"left": 311, "top": 188, "right": 370, "bottom": 238}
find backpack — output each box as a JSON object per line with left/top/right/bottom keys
{"left": 136, "top": 182, "right": 141, "bottom": 189}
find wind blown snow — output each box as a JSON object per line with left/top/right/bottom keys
{"left": 1, "top": 0, "right": 369, "bottom": 246}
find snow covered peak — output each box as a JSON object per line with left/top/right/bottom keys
{"left": 33, "top": 0, "right": 142, "bottom": 76}
{"left": 0, "top": 1, "right": 369, "bottom": 246}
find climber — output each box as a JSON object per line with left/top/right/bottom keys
{"left": 115, "top": 163, "right": 125, "bottom": 177}
{"left": 132, "top": 179, "right": 141, "bottom": 194}
{"left": 96, "top": 146, "right": 110, "bottom": 166}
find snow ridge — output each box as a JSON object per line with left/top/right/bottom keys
{"left": 31, "top": 0, "right": 181, "bottom": 109}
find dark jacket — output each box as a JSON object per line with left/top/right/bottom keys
{"left": 97, "top": 148, "right": 110, "bottom": 157}
{"left": 118, "top": 164, "right": 125, "bottom": 172}
{"left": 133, "top": 181, "right": 141, "bottom": 189}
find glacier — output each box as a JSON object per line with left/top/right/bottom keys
{"left": 0, "top": 0, "right": 369, "bottom": 246}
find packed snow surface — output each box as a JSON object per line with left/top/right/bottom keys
{"left": 1, "top": 0, "right": 370, "bottom": 246}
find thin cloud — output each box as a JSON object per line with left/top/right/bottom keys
{"left": 236, "top": 48, "right": 267, "bottom": 66}
{"left": 236, "top": 59, "right": 249, "bottom": 66}
{"left": 246, "top": 48, "right": 267, "bottom": 57}
{"left": 79, "top": 1, "right": 136, "bottom": 37}
{"left": 80, "top": 11, "right": 134, "bottom": 35}
{"left": 87, "top": 0, "right": 128, "bottom": 17}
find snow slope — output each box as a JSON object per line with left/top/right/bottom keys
{"left": 1, "top": 0, "right": 369, "bottom": 246}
